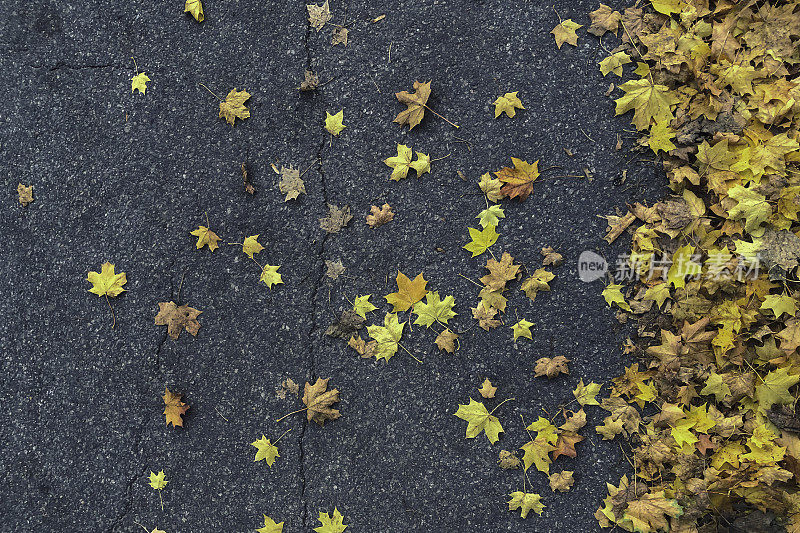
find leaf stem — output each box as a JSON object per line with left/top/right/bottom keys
{"left": 489, "top": 397, "right": 515, "bottom": 416}
{"left": 158, "top": 489, "right": 164, "bottom": 511}
{"left": 105, "top": 294, "right": 116, "bottom": 329}
{"left": 198, "top": 83, "right": 221, "bottom": 101}
{"left": 423, "top": 105, "right": 459, "bottom": 128}
{"left": 275, "top": 407, "right": 309, "bottom": 423}
{"left": 399, "top": 342, "right": 422, "bottom": 363}
{"left": 457, "top": 273, "right": 483, "bottom": 287}
{"left": 273, "top": 427, "right": 293, "bottom": 445}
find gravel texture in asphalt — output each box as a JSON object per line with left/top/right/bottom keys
{"left": 1, "top": 0, "right": 666, "bottom": 531}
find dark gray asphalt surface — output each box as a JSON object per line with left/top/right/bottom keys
{"left": 1, "top": 0, "right": 666, "bottom": 531}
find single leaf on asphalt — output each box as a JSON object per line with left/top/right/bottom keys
{"left": 131, "top": 72, "right": 150, "bottom": 94}
{"left": 260, "top": 265, "right": 283, "bottom": 288}
{"left": 508, "top": 491, "right": 545, "bottom": 518}
{"left": 17, "top": 183, "right": 33, "bottom": 206}
{"left": 155, "top": 301, "right": 202, "bottom": 339}
{"left": 314, "top": 508, "right": 347, "bottom": 533}
{"left": 184, "top": 0, "right": 204, "bottom": 22}
{"left": 393, "top": 80, "right": 432, "bottom": 130}
{"left": 385, "top": 271, "right": 428, "bottom": 312}
{"left": 219, "top": 88, "right": 251, "bottom": 125}
{"left": 366, "top": 203, "right": 394, "bottom": 228}
{"left": 319, "top": 204, "right": 353, "bottom": 233}
{"left": 413, "top": 292, "right": 457, "bottom": 327}
{"left": 479, "top": 378, "right": 497, "bottom": 398}
{"left": 251, "top": 436, "right": 280, "bottom": 466}
{"left": 162, "top": 387, "right": 189, "bottom": 427}
{"left": 511, "top": 319, "right": 534, "bottom": 341}
{"left": 493, "top": 91, "right": 524, "bottom": 118}
{"left": 454, "top": 398, "right": 504, "bottom": 444}
{"left": 303, "top": 378, "right": 341, "bottom": 425}
{"left": 541, "top": 246, "right": 563, "bottom": 266}
{"left": 307, "top": 0, "right": 331, "bottom": 31}
{"left": 573, "top": 379, "right": 602, "bottom": 406}
{"left": 276, "top": 165, "right": 306, "bottom": 201}
{"left": 367, "top": 312, "right": 405, "bottom": 361}
{"left": 535, "top": 356, "right": 570, "bottom": 378}
{"left": 495, "top": 158, "right": 539, "bottom": 200}
{"left": 325, "top": 110, "right": 346, "bottom": 136}
{"left": 463, "top": 225, "right": 499, "bottom": 257}
{"left": 480, "top": 252, "right": 520, "bottom": 291}
{"left": 148, "top": 470, "right": 168, "bottom": 490}
{"left": 551, "top": 19, "right": 582, "bottom": 48}
{"left": 242, "top": 235, "right": 264, "bottom": 259}
{"left": 257, "top": 515, "right": 284, "bottom": 533}
{"left": 190, "top": 225, "right": 220, "bottom": 251}
{"left": 87, "top": 262, "right": 127, "bottom": 297}
{"left": 331, "top": 25, "right": 348, "bottom": 46}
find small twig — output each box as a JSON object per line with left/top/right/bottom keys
{"left": 488, "top": 397, "right": 515, "bottom": 416}
{"left": 131, "top": 57, "right": 139, "bottom": 74}
{"left": 579, "top": 128, "right": 595, "bottom": 142}
{"left": 214, "top": 406, "right": 229, "bottom": 422}
{"left": 457, "top": 273, "right": 483, "bottom": 288}
{"left": 388, "top": 41, "right": 392, "bottom": 63}
{"left": 299, "top": 158, "right": 319, "bottom": 179}
{"left": 452, "top": 136, "right": 472, "bottom": 151}
{"left": 430, "top": 153, "right": 451, "bottom": 163}
{"left": 399, "top": 342, "right": 422, "bottom": 363}
{"left": 273, "top": 427, "right": 293, "bottom": 445}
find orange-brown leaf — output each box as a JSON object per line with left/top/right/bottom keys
{"left": 163, "top": 387, "right": 189, "bottom": 428}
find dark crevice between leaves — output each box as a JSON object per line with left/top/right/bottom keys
{"left": 105, "top": 448, "right": 147, "bottom": 532}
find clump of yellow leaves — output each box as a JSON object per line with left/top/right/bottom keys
{"left": 585, "top": 0, "right": 800, "bottom": 529}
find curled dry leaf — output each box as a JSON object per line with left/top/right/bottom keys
{"left": 163, "top": 387, "right": 189, "bottom": 427}
{"left": 155, "top": 301, "right": 202, "bottom": 340}
{"left": 302, "top": 378, "right": 341, "bottom": 426}
{"left": 366, "top": 203, "right": 394, "bottom": 228}
{"left": 348, "top": 334, "right": 377, "bottom": 358}
{"left": 498, "top": 449, "right": 521, "bottom": 469}
{"left": 275, "top": 164, "right": 306, "bottom": 201}
{"left": 241, "top": 162, "right": 255, "bottom": 194}
{"left": 325, "top": 260, "right": 345, "bottom": 281}
{"left": 331, "top": 25, "right": 348, "bottom": 46}
{"left": 325, "top": 309, "right": 363, "bottom": 339}
{"left": 299, "top": 70, "right": 319, "bottom": 91}
{"left": 549, "top": 471, "right": 575, "bottom": 492}
{"left": 277, "top": 378, "right": 299, "bottom": 399}
{"left": 17, "top": 183, "right": 34, "bottom": 206}
{"left": 541, "top": 245, "right": 563, "bottom": 266}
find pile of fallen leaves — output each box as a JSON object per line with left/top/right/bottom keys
{"left": 587, "top": 0, "right": 800, "bottom": 530}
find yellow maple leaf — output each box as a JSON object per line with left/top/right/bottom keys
{"left": 511, "top": 319, "right": 534, "bottom": 341}
{"left": 494, "top": 157, "right": 539, "bottom": 200}
{"left": 508, "top": 491, "right": 545, "bottom": 518}
{"left": 463, "top": 225, "right": 499, "bottom": 257}
{"left": 251, "top": 435, "right": 280, "bottom": 466}
{"left": 260, "top": 265, "right": 283, "bottom": 288}
{"left": 614, "top": 79, "right": 679, "bottom": 130}
{"left": 219, "top": 88, "right": 251, "bottom": 125}
{"left": 324, "top": 110, "right": 345, "bottom": 136}
{"left": 131, "top": 72, "right": 150, "bottom": 94}
{"left": 257, "top": 515, "right": 284, "bottom": 533}
{"left": 242, "top": 235, "right": 264, "bottom": 259}
{"left": 599, "top": 51, "right": 631, "bottom": 77}
{"left": 190, "top": 225, "right": 220, "bottom": 251}
{"left": 454, "top": 398, "right": 504, "bottom": 444}
{"left": 551, "top": 19, "right": 582, "bottom": 48}
{"left": 385, "top": 271, "right": 428, "bottom": 312}
{"left": 87, "top": 262, "right": 127, "bottom": 297}
{"left": 184, "top": 0, "right": 204, "bottom": 22}
{"left": 493, "top": 91, "right": 524, "bottom": 118}
{"left": 367, "top": 312, "right": 405, "bottom": 361}
{"left": 148, "top": 470, "right": 168, "bottom": 490}
{"left": 573, "top": 379, "right": 602, "bottom": 406}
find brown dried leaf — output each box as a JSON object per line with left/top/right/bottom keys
{"left": 498, "top": 449, "right": 521, "bottom": 469}
{"left": 435, "top": 329, "right": 459, "bottom": 353}
{"left": 277, "top": 165, "right": 306, "bottom": 201}
{"left": 479, "top": 378, "right": 497, "bottom": 398}
{"left": 319, "top": 203, "right": 352, "bottom": 233}
{"left": 331, "top": 25, "right": 348, "bottom": 46}
{"left": 534, "top": 356, "right": 571, "bottom": 378}
{"left": 541, "top": 246, "right": 563, "bottom": 266}
{"left": 17, "top": 183, "right": 33, "bottom": 206}
{"left": 348, "top": 335, "right": 377, "bottom": 358}
{"left": 163, "top": 387, "right": 189, "bottom": 427}
{"left": 306, "top": 0, "right": 331, "bottom": 31}
{"left": 299, "top": 69, "right": 320, "bottom": 91}
{"left": 325, "top": 309, "right": 363, "bottom": 338}
{"left": 366, "top": 203, "right": 395, "bottom": 228}
{"left": 155, "top": 301, "right": 202, "bottom": 340}
{"left": 302, "top": 377, "right": 340, "bottom": 425}
{"left": 393, "top": 80, "right": 431, "bottom": 130}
